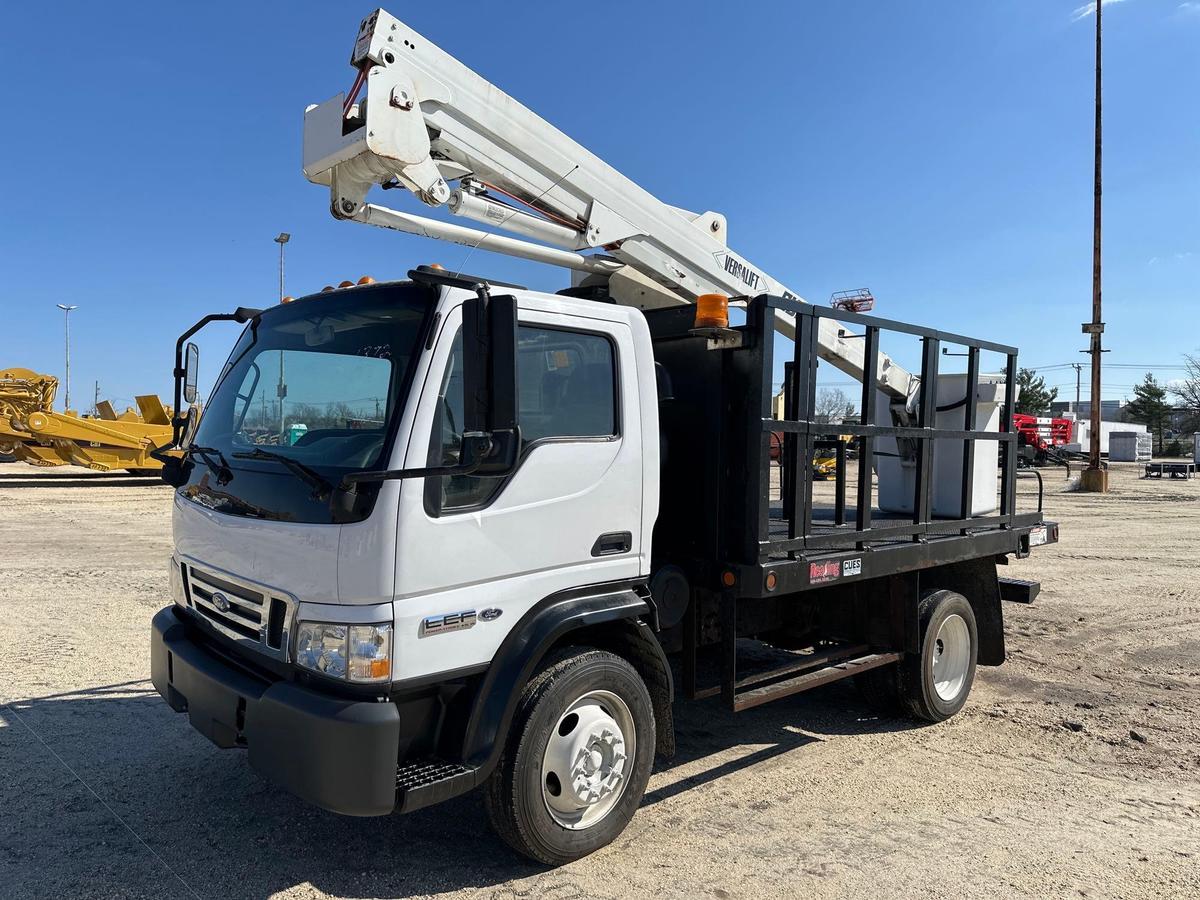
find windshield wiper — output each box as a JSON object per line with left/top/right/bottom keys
{"left": 187, "top": 444, "right": 234, "bottom": 486}
{"left": 231, "top": 447, "right": 333, "bottom": 500}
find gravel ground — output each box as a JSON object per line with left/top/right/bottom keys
{"left": 1, "top": 460, "right": 1198, "bottom": 899}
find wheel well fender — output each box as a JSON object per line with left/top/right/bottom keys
{"left": 460, "top": 583, "right": 671, "bottom": 775}
{"left": 920, "top": 558, "right": 1004, "bottom": 665}
{"left": 556, "top": 618, "right": 675, "bottom": 760}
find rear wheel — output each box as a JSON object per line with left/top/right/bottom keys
{"left": 483, "top": 647, "right": 655, "bottom": 865}
{"left": 899, "top": 590, "right": 978, "bottom": 722}
{"left": 856, "top": 589, "right": 978, "bottom": 723}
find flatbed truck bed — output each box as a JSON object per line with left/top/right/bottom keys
{"left": 643, "top": 295, "right": 1054, "bottom": 713}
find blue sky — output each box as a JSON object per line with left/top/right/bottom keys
{"left": 2, "top": 1, "right": 1196, "bottom": 411}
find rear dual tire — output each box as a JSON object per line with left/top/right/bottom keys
{"left": 858, "top": 589, "right": 978, "bottom": 723}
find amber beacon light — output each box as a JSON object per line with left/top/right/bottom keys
{"left": 694, "top": 293, "right": 730, "bottom": 329}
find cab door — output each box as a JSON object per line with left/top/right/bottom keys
{"left": 390, "top": 297, "right": 646, "bottom": 681}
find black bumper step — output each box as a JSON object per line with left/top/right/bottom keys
{"left": 395, "top": 758, "right": 477, "bottom": 813}
{"left": 999, "top": 577, "right": 1040, "bottom": 604}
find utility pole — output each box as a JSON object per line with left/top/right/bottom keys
{"left": 93, "top": 380, "right": 100, "bottom": 416}
{"left": 1080, "top": 1, "right": 1108, "bottom": 492}
{"left": 56, "top": 304, "right": 79, "bottom": 412}
{"left": 1071, "top": 363, "right": 1082, "bottom": 407}
{"left": 274, "top": 233, "right": 290, "bottom": 441}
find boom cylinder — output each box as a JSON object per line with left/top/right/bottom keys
{"left": 447, "top": 190, "right": 582, "bottom": 248}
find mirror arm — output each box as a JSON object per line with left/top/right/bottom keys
{"left": 169, "top": 308, "right": 262, "bottom": 446}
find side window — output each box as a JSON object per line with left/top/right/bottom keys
{"left": 517, "top": 327, "right": 617, "bottom": 443}
{"left": 428, "top": 323, "right": 618, "bottom": 514}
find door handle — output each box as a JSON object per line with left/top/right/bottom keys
{"left": 591, "top": 531, "right": 632, "bottom": 557}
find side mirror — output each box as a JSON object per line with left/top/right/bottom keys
{"left": 459, "top": 429, "right": 520, "bottom": 475}
{"left": 461, "top": 287, "right": 519, "bottom": 474}
{"left": 183, "top": 342, "right": 200, "bottom": 404}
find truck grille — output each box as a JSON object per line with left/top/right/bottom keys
{"left": 183, "top": 564, "right": 293, "bottom": 661}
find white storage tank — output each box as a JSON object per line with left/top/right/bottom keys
{"left": 1109, "top": 431, "right": 1152, "bottom": 462}
{"left": 1064, "top": 420, "right": 1148, "bottom": 455}
{"left": 875, "top": 373, "right": 1005, "bottom": 517}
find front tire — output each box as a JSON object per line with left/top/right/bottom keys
{"left": 483, "top": 647, "right": 656, "bottom": 865}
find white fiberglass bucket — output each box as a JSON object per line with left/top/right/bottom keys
{"left": 875, "top": 373, "right": 1005, "bottom": 517}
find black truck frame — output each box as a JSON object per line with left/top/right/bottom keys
{"left": 646, "top": 295, "right": 1055, "bottom": 712}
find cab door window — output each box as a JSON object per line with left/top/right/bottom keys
{"left": 427, "top": 324, "right": 618, "bottom": 513}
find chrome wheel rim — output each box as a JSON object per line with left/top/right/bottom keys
{"left": 540, "top": 689, "right": 634, "bottom": 830}
{"left": 931, "top": 614, "right": 971, "bottom": 702}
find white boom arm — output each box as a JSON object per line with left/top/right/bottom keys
{"left": 302, "top": 8, "right": 915, "bottom": 400}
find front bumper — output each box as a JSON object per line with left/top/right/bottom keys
{"left": 150, "top": 605, "right": 400, "bottom": 816}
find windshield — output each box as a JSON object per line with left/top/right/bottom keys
{"left": 182, "top": 283, "right": 434, "bottom": 523}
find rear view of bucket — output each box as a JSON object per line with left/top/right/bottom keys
{"left": 875, "top": 373, "right": 1005, "bottom": 517}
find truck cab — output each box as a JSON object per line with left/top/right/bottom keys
{"left": 152, "top": 270, "right": 675, "bottom": 861}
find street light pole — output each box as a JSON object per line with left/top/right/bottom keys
{"left": 273, "top": 233, "right": 291, "bottom": 441}
{"left": 56, "top": 303, "right": 79, "bottom": 412}
{"left": 274, "top": 232, "right": 290, "bottom": 302}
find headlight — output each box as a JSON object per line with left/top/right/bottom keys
{"left": 295, "top": 621, "right": 392, "bottom": 683}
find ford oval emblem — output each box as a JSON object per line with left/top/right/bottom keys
{"left": 211, "top": 592, "right": 231, "bottom": 613}
{"left": 479, "top": 607, "right": 502, "bottom": 622}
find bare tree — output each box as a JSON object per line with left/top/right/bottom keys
{"left": 814, "top": 387, "right": 856, "bottom": 424}
{"left": 1175, "top": 352, "right": 1200, "bottom": 434}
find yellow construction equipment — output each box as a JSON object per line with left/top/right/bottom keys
{"left": 812, "top": 434, "right": 855, "bottom": 480}
{"left": 0, "top": 367, "right": 177, "bottom": 474}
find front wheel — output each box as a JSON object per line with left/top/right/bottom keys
{"left": 483, "top": 647, "right": 656, "bottom": 865}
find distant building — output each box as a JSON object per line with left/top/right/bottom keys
{"left": 1050, "top": 399, "right": 1127, "bottom": 422}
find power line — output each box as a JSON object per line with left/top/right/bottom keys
{"left": 1028, "top": 362, "right": 1189, "bottom": 371}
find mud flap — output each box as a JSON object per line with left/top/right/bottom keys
{"left": 921, "top": 558, "right": 1005, "bottom": 666}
